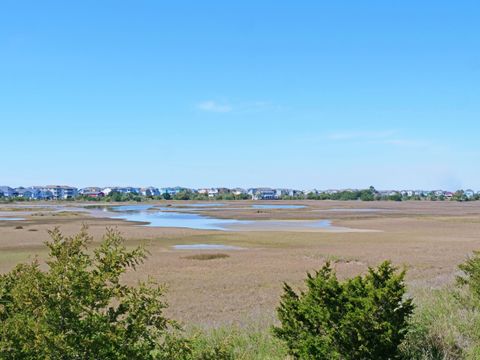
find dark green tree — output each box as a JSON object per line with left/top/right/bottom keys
{"left": 273, "top": 261, "right": 414, "bottom": 360}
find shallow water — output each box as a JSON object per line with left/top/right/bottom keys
{"left": 110, "top": 205, "right": 250, "bottom": 230}
{"left": 0, "top": 217, "right": 25, "bottom": 221}
{"left": 102, "top": 205, "right": 344, "bottom": 232}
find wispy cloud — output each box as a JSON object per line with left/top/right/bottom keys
{"left": 327, "top": 130, "right": 396, "bottom": 141}
{"left": 197, "top": 100, "right": 232, "bottom": 113}
{"left": 196, "top": 99, "right": 285, "bottom": 114}
{"left": 381, "top": 139, "right": 430, "bottom": 148}
{"left": 327, "top": 129, "right": 434, "bottom": 149}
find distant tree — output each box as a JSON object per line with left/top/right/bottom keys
{"left": 360, "top": 189, "right": 374, "bottom": 201}
{"left": 273, "top": 261, "right": 413, "bottom": 360}
{"left": 453, "top": 190, "right": 466, "bottom": 202}
{"left": 389, "top": 193, "right": 403, "bottom": 202}
{"left": 173, "top": 191, "right": 192, "bottom": 201}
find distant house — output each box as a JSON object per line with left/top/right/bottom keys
{"left": 249, "top": 188, "right": 276, "bottom": 200}
{"left": 140, "top": 187, "right": 160, "bottom": 197}
{"left": 231, "top": 188, "right": 247, "bottom": 196}
{"left": 102, "top": 187, "right": 140, "bottom": 195}
{"left": 290, "top": 189, "right": 305, "bottom": 197}
{"left": 15, "top": 187, "right": 35, "bottom": 199}
{"left": 117, "top": 187, "right": 140, "bottom": 194}
{"left": 102, "top": 187, "right": 114, "bottom": 196}
{"left": 79, "top": 187, "right": 103, "bottom": 195}
{"left": 401, "top": 190, "right": 414, "bottom": 197}
{"left": 207, "top": 188, "right": 219, "bottom": 197}
{"left": 44, "top": 185, "right": 78, "bottom": 199}
{"left": 159, "top": 187, "right": 187, "bottom": 196}
{"left": 0, "top": 186, "right": 16, "bottom": 197}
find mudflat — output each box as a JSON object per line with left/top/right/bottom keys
{"left": 1, "top": 200, "right": 480, "bottom": 327}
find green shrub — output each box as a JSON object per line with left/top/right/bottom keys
{"left": 458, "top": 250, "right": 480, "bottom": 299}
{"left": 0, "top": 227, "right": 189, "bottom": 359}
{"left": 273, "top": 261, "right": 414, "bottom": 360}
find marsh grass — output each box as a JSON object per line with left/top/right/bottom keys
{"left": 183, "top": 253, "right": 230, "bottom": 261}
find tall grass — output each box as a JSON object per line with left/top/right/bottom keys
{"left": 401, "top": 287, "right": 480, "bottom": 360}
{"left": 186, "top": 287, "right": 480, "bottom": 360}
{"left": 188, "top": 324, "right": 288, "bottom": 359}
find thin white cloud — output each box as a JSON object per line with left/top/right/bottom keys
{"left": 327, "top": 129, "right": 435, "bottom": 149}
{"left": 381, "top": 139, "right": 430, "bottom": 148}
{"left": 328, "top": 130, "right": 396, "bottom": 141}
{"left": 197, "top": 100, "right": 232, "bottom": 113}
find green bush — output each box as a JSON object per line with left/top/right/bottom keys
{"left": 0, "top": 227, "right": 189, "bottom": 359}
{"left": 273, "top": 261, "right": 414, "bottom": 360}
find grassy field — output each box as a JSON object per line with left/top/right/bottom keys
{"left": 1, "top": 200, "right": 480, "bottom": 331}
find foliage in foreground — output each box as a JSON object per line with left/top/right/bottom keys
{"left": 274, "top": 261, "right": 414, "bottom": 360}
{"left": 399, "top": 249, "right": 480, "bottom": 360}
{"left": 0, "top": 227, "right": 188, "bottom": 359}
{"left": 187, "top": 324, "right": 288, "bottom": 360}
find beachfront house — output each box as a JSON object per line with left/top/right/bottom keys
{"left": 15, "top": 187, "right": 35, "bottom": 199}
{"left": 44, "top": 185, "right": 78, "bottom": 199}
{"left": 140, "top": 187, "right": 160, "bottom": 197}
{"left": 160, "top": 187, "right": 186, "bottom": 196}
{"left": 249, "top": 188, "right": 276, "bottom": 200}
{"left": 231, "top": 188, "right": 247, "bottom": 196}
{"left": 0, "top": 186, "right": 16, "bottom": 197}
{"left": 82, "top": 191, "right": 105, "bottom": 198}
{"left": 79, "top": 187, "right": 103, "bottom": 195}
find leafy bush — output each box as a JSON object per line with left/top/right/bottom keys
{"left": 273, "top": 261, "right": 414, "bottom": 360}
{"left": 0, "top": 227, "right": 188, "bottom": 359}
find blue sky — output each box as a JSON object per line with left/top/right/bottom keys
{"left": 1, "top": 1, "right": 479, "bottom": 190}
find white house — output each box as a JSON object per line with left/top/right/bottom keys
{"left": 249, "top": 188, "right": 276, "bottom": 200}
{"left": 140, "top": 187, "right": 160, "bottom": 197}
